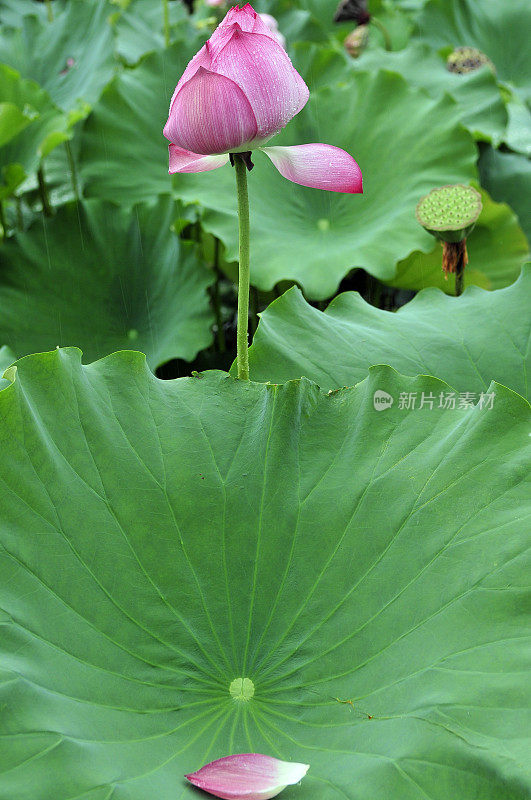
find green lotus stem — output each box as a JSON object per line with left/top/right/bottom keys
{"left": 163, "top": 0, "right": 170, "bottom": 47}
{"left": 234, "top": 154, "right": 251, "bottom": 380}
{"left": 45, "top": 0, "right": 54, "bottom": 22}
{"left": 37, "top": 166, "right": 53, "bottom": 217}
{"left": 250, "top": 286, "right": 259, "bottom": 335}
{"left": 64, "top": 140, "right": 80, "bottom": 202}
{"left": 371, "top": 17, "right": 392, "bottom": 51}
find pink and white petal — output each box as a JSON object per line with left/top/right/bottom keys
{"left": 252, "top": 11, "right": 280, "bottom": 40}
{"left": 185, "top": 754, "right": 309, "bottom": 800}
{"left": 208, "top": 22, "right": 241, "bottom": 60}
{"left": 218, "top": 3, "right": 257, "bottom": 33}
{"left": 256, "top": 13, "right": 279, "bottom": 31}
{"left": 168, "top": 43, "right": 212, "bottom": 110}
{"left": 168, "top": 145, "right": 229, "bottom": 174}
{"left": 211, "top": 29, "right": 309, "bottom": 138}
{"left": 262, "top": 144, "right": 363, "bottom": 193}
{"left": 163, "top": 67, "right": 258, "bottom": 155}
{"left": 208, "top": 5, "right": 256, "bottom": 56}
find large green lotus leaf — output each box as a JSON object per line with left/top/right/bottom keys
{"left": 245, "top": 265, "right": 531, "bottom": 397}
{"left": 20, "top": 124, "right": 83, "bottom": 208}
{"left": 392, "top": 0, "right": 428, "bottom": 9}
{"left": 0, "top": 348, "right": 529, "bottom": 799}
{"left": 0, "top": 344, "right": 15, "bottom": 389}
{"left": 367, "top": 0, "right": 414, "bottom": 49}
{"left": 0, "top": 64, "right": 70, "bottom": 196}
{"left": 353, "top": 42, "right": 507, "bottom": 145}
{"left": 174, "top": 72, "right": 477, "bottom": 299}
{"left": 0, "top": 0, "right": 116, "bottom": 114}
{"left": 261, "top": 0, "right": 412, "bottom": 49}
{"left": 292, "top": 42, "right": 507, "bottom": 144}
{"left": 389, "top": 186, "right": 529, "bottom": 293}
{"left": 0, "top": 197, "right": 213, "bottom": 367}
{"left": 255, "top": 0, "right": 349, "bottom": 43}
{"left": 0, "top": 0, "right": 67, "bottom": 26}
{"left": 415, "top": 0, "right": 531, "bottom": 105}
{"left": 290, "top": 42, "right": 355, "bottom": 91}
{"left": 111, "top": 0, "right": 197, "bottom": 65}
{"left": 80, "top": 41, "right": 202, "bottom": 206}
{"left": 479, "top": 147, "right": 531, "bottom": 244}
{"left": 253, "top": 2, "right": 329, "bottom": 47}
{"left": 0, "top": 101, "right": 31, "bottom": 146}
{"left": 501, "top": 92, "right": 531, "bottom": 157}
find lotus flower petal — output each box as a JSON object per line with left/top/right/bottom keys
{"left": 164, "top": 3, "right": 308, "bottom": 153}
{"left": 210, "top": 28, "right": 308, "bottom": 138}
{"left": 262, "top": 143, "right": 363, "bottom": 193}
{"left": 168, "top": 145, "right": 229, "bottom": 174}
{"left": 216, "top": 4, "right": 259, "bottom": 35}
{"left": 185, "top": 753, "right": 309, "bottom": 800}
{"left": 168, "top": 43, "right": 212, "bottom": 108}
{"left": 257, "top": 13, "right": 279, "bottom": 32}
{"left": 163, "top": 67, "right": 258, "bottom": 155}
{"left": 214, "top": 6, "right": 281, "bottom": 44}
{"left": 208, "top": 22, "right": 242, "bottom": 59}
{"left": 258, "top": 13, "right": 286, "bottom": 48}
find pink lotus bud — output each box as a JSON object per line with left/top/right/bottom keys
{"left": 164, "top": 3, "right": 308, "bottom": 155}
{"left": 205, "top": 0, "right": 227, "bottom": 7}
{"left": 163, "top": 2, "right": 362, "bottom": 193}
{"left": 257, "top": 13, "right": 286, "bottom": 48}
{"left": 185, "top": 753, "right": 309, "bottom": 800}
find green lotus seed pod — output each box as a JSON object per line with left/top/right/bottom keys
{"left": 446, "top": 46, "right": 495, "bottom": 75}
{"left": 415, "top": 184, "right": 482, "bottom": 243}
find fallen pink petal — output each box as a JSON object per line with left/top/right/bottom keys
{"left": 185, "top": 754, "right": 310, "bottom": 800}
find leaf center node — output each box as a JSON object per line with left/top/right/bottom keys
{"left": 229, "top": 677, "right": 255, "bottom": 702}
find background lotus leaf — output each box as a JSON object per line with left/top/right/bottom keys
{"left": 0, "top": 0, "right": 116, "bottom": 114}
{"left": 479, "top": 147, "right": 531, "bottom": 244}
{"left": 353, "top": 41, "right": 507, "bottom": 145}
{"left": 501, "top": 92, "right": 531, "bottom": 156}
{"left": 259, "top": 0, "right": 413, "bottom": 49}
{"left": 0, "top": 0, "right": 66, "bottom": 26}
{"left": 0, "top": 101, "right": 31, "bottom": 146}
{"left": 414, "top": 0, "right": 531, "bottom": 105}
{"left": 244, "top": 265, "right": 531, "bottom": 397}
{"left": 111, "top": 0, "right": 199, "bottom": 66}
{"left": 0, "top": 64, "right": 70, "bottom": 197}
{"left": 0, "top": 196, "right": 213, "bottom": 367}
{"left": 0, "top": 349, "right": 529, "bottom": 798}
{"left": 80, "top": 42, "right": 202, "bottom": 206}
{"left": 0, "top": 344, "right": 15, "bottom": 389}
